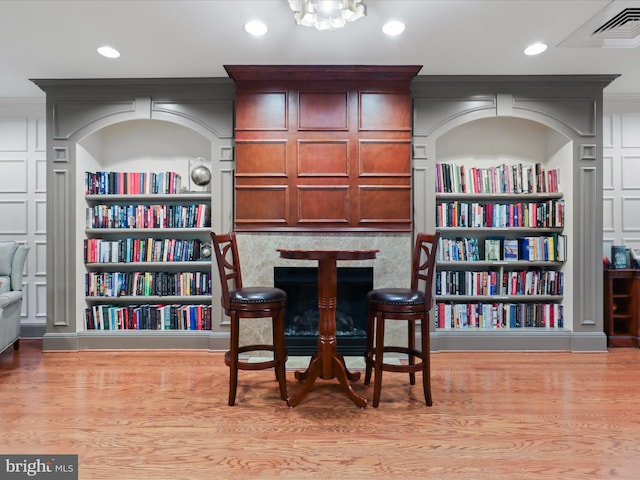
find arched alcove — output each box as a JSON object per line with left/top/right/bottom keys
{"left": 74, "top": 119, "right": 214, "bottom": 334}
{"left": 434, "top": 115, "right": 574, "bottom": 340}
{"left": 411, "top": 75, "right": 616, "bottom": 352}
{"left": 34, "top": 78, "right": 235, "bottom": 350}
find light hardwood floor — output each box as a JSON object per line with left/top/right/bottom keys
{"left": 1, "top": 340, "right": 640, "bottom": 480}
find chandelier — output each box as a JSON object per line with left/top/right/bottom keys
{"left": 288, "top": 0, "right": 366, "bottom": 30}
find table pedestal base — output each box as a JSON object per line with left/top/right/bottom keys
{"left": 286, "top": 353, "right": 367, "bottom": 408}
{"left": 278, "top": 248, "right": 377, "bottom": 408}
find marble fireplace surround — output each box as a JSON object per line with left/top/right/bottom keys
{"left": 234, "top": 232, "right": 413, "bottom": 355}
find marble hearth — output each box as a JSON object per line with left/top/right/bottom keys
{"left": 235, "top": 233, "right": 413, "bottom": 356}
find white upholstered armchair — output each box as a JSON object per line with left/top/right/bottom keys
{"left": 0, "top": 241, "right": 30, "bottom": 356}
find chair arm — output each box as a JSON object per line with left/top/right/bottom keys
{"left": 11, "top": 245, "right": 30, "bottom": 291}
{"left": 0, "top": 291, "right": 22, "bottom": 309}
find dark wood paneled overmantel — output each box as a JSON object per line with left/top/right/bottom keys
{"left": 225, "top": 65, "right": 422, "bottom": 232}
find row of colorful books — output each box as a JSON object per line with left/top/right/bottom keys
{"left": 435, "top": 302, "right": 564, "bottom": 329}
{"left": 85, "top": 271, "right": 212, "bottom": 297}
{"left": 519, "top": 235, "right": 567, "bottom": 262}
{"left": 436, "top": 162, "right": 560, "bottom": 194}
{"left": 436, "top": 199, "right": 564, "bottom": 228}
{"left": 437, "top": 235, "right": 567, "bottom": 262}
{"left": 85, "top": 171, "right": 183, "bottom": 195}
{"left": 86, "top": 204, "right": 210, "bottom": 229}
{"left": 84, "top": 304, "right": 211, "bottom": 330}
{"left": 438, "top": 237, "right": 481, "bottom": 262}
{"left": 436, "top": 269, "right": 563, "bottom": 296}
{"left": 84, "top": 238, "right": 206, "bottom": 263}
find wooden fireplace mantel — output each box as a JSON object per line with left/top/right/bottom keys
{"left": 224, "top": 65, "right": 422, "bottom": 83}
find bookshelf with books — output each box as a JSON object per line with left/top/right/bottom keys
{"left": 71, "top": 116, "right": 225, "bottom": 350}
{"left": 435, "top": 161, "right": 566, "bottom": 331}
{"left": 412, "top": 75, "right": 625, "bottom": 350}
{"left": 34, "top": 78, "right": 236, "bottom": 351}
{"left": 83, "top": 171, "right": 213, "bottom": 334}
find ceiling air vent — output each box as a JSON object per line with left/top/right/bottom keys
{"left": 593, "top": 7, "right": 640, "bottom": 38}
{"left": 559, "top": 2, "right": 640, "bottom": 48}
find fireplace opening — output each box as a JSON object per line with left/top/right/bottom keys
{"left": 274, "top": 266, "right": 373, "bottom": 356}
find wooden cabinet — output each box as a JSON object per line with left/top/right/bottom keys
{"left": 225, "top": 65, "right": 420, "bottom": 232}
{"left": 604, "top": 269, "right": 640, "bottom": 347}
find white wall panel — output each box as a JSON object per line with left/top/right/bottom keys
{"left": 35, "top": 159, "right": 46, "bottom": 192}
{"left": 621, "top": 155, "right": 640, "bottom": 189}
{"left": 0, "top": 200, "right": 27, "bottom": 234}
{"left": 622, "top": 196, "right": 640, "bottom": 231}
{"left": 35, "top": 118, "right": 46, "bottom": 151}
{"left": 603, "top": 114, "right": 613, "bottom": 148}
{"left": 34, "top": 240, "right": 46, "bottom": 275}
{"left": 35, "top": 281, "right": 47, "bottom": 317}
{"left": 35, "top": 199, "right": 46, "bottom": 234}
{"left": 0, "top": 158, "right": 28, "bottom": 192}
{"left": 0, "top": 102, "right": 46, "bottom": 329}
{"left": 603, "top": 197, "right": 615, "bottom": 231}
{"left": 603, "top": 154, "right": 614, "bottom": 190}
{"left": 622, "top": 238, "right": 640, "bottom": 249}
{"left": 621, "top": 114, "right": 640, "bottom": 147}
{"left": 0, "top": 117, "right": 28, "bottom": 151}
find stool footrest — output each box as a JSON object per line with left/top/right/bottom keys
{"left": 365, "top": 346, "right": 424, "bottom": 373}
{"left": 225, "top": 344, "right": 288, "bottom": 371}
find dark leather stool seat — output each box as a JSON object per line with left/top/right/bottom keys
{"left": 230, "top": 287, "right": 286, "bottom": 305}
{"left": 367, "top": 288, "right": 425, "bottom": 305}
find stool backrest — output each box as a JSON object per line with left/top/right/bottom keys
{"left": 211, "top": 232, "right": 243, "bottom": 313}
{"left": 410, "top": 232, "right": 441, "bottom": 306}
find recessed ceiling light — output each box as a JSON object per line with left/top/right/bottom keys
{"left": 383, "top": 20, "right": 405, "bottom": 36}
{"left": 97, "top": 46, "right": 120, "bottom": 59}
{"left": 245, "top": 20, "right": 268, "bottom": 36}
{"left": 524, "top": 42, "right": 548, "bottom": 56}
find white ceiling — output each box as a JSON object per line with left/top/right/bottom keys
{"left": 1, "top": 0, "right": 639, "bottom": 99}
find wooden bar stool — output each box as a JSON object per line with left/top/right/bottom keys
{"left": 211, "top": 232, "right": 288, "bottom": 406}
{"left": 364, "top": 232, "right": 440, "bottom": 407}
